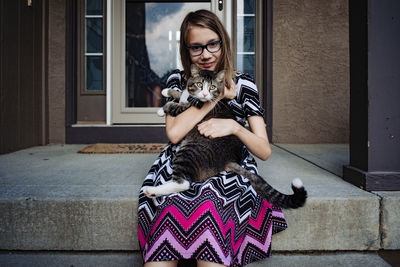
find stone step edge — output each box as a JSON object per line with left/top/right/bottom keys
{"left": 0, "top": 196, "right": 383, "bottom": 251}
{"left": 0, "top": 250, "right": 392, "bottom": 267}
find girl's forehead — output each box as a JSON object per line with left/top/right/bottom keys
{"left": 187, "top": 26, "right": 219, "bottom": 43}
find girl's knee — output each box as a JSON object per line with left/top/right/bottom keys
{"left": 144, "top": 260, "right": 178, "bottom": 267}
{"left": 197, "top": 259, "right": 227, "bottom": 267}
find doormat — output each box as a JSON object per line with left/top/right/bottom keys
{"left": 78, "top": 143, "right": 166, "bottom": 154}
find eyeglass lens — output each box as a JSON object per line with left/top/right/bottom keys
{"left": 189, "top": 40, "right": 221, "bottom": 56}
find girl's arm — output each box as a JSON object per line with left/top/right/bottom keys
{"left": 197, "top": 75, "right": 270, "bottom": 160}
{"left": 197, "top": 115, "right": 271, "bottom": 161}
{"left": 165, "top": 80, "right": 236, "bottom": 144}
{"left": 236, "top": 116, "right": 271, "bottom": 160}
{"left": 165, "top": 101, "right": 219, "bottom": 144}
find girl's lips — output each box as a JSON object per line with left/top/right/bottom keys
{"left": 201, "top": 62, "right": 214, "bottom": 68}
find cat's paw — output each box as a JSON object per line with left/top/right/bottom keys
{"left": 142, "top": 186, "right": 159, "bottom": 198}
{"left": 161, "top": 88, "right": 170, "bottom": 97}
{"left": 157, "top": 107, "right": 165, "bottom": 117}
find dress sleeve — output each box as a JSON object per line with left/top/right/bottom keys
{"left": 165, "top": 70, "right": 183, "bottom": 103}
{"left": 166, "top": 70, "right": 183, "bottom": 92}
{"left": 236, "top": 73, "right": 264, "bottom": 117}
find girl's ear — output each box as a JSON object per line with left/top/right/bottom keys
{"left": 215, "top": 70, "right": 225, "bottom": 83}
{"left": 190, "top": 64, "right": 200, "bottom": 77}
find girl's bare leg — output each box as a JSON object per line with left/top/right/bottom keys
{"left": 197, "top": 260, "right": 227, "bottom": 267}
{"left": 144, "top": 260, "right": 178, "bottom": 267}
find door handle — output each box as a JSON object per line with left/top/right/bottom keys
{"left": 218, "top": 0, "right": 223, "bottom": 11}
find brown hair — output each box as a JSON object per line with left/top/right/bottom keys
{"left": 180, "top": 9, "right": 234, "bottom": 88}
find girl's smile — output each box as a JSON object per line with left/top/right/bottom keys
{"left": 187, "top": 26, "right": 222, "bottom": 71}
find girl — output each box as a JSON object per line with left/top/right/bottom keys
{"left": 138, "top": 9, "right": 287, "bottom": 267}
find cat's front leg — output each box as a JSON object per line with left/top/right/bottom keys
{"left": 162, "top": 88, "right": 182, "bottom": 99}
{"left": 158, "top": 89, "right": 184, "bottom": 117}
{"left": 143, "top": 180, "right": 190, "bottom": 198}
{"left": 163, "top": 102, "right": 191, "bottom": 117}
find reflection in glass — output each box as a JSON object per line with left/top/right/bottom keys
{"left": 86, "top": 19, "right": 103, "bottom": 53}
{"left": 237, "top": 54, "right": 255, "bottom": 78}
{"left": 86, "top": 0, "right": 103, "bottom": 15}
{"left": 244, "top": 0, "right": 254, "bottom": 14}
{"left": 237, "top": 0, "right": 254, "bottom": 14}
{"left": 85, "top": 0, "right": 103, "bottom": 92}
{"left": 86, "top": 56, "right": 103, "bottom": 90}
{"left": 125, "top": 1, "right": 210, "bottom": 107}
{"left": 237, "top": 16, "right": 254, "bottom": 53}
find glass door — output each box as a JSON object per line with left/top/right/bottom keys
{"left": 126, "top": 2, "right": 212, "bottom": 109}
{"left": 111, "top": 0, "right": 215, "bottom": 124}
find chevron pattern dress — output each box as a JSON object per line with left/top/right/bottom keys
{"left": 138, "top": 72, "right": 287, "bottom": 267}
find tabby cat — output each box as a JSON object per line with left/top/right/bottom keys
{"left": 144, "top": 65, "right": 307, "bottom": 209}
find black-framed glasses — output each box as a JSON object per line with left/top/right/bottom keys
{"left": 185, "top": 40, "right": 222, "bottom": 57}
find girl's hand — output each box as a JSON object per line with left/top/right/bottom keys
{"left": 197, "top": 118, "right": 239, "bottom": 139}
{"left": 221, "top": 81, "right": 237, "bottom": 100}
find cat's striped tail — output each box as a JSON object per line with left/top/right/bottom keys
{"left": 226, "top": 162, "right": 307, "bottom": 209}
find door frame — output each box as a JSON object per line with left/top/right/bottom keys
{"left": 260, "top": 0, "right": 273, "bottom": 141}
{"left": 65, "top": 0, "right": 274, "bottom": 143}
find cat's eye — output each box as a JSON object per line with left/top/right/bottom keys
{"left": 196, "top": 82, "right": 203, "bottom": 87}
{"left": 210, "top": 85, "right": 216, "bottom": 90}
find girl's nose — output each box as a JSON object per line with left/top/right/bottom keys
{"left": 201, "top": 49, "right": 211, "bottom": 59}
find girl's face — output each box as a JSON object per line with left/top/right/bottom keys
{"left": 187, "top": 25, "right": 222, "bottom": 71}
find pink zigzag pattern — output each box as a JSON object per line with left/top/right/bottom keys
{"left": 139, "top": 187, "right": 287, "bottom": 266}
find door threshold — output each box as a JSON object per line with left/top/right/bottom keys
{"left": 71, "top": 124, "right": 165, "bottom": 128}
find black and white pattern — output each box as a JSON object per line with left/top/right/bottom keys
{"left": 138, "top": 71, "right": 287, "bottom": 266}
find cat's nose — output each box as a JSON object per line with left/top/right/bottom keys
{"left": 202, "top": 91, "right": 209, "bottom": 97}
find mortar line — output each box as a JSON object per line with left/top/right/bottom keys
{"left": 370, "top": 191, "right": 384, "bottom": 249}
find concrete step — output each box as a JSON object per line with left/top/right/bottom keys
{"left": 274, "top": 143, "right": 349, "bottom": 177}
{"left": 0, "top": 252, "right": 392, "bottom": 267}
{"left": 0, "top": 144, "right": 398, "bottom": 252}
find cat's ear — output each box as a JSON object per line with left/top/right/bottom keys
{"left": 191, "top": 64, "right": 200, "bottom": 77}
{"left": 215, "top": 70, "right": 225, "bottom": 83}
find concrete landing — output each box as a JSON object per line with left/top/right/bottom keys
{"left": 0, "top": 144, "right": 395, "bottom": 253}
{"left": 275, "top": 143, "right": 349, "bottom": 177}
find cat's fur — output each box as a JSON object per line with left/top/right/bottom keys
{"left": 157, "top": 67, "right": 222, "bottom": 117}
{"left": 144, "top": 65, "right": 307, "bottom": 209}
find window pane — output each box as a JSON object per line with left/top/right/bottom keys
{"left": 237, "top": 54, "right": 255, "bottom": 78}
{"left": 86, "top": 56, "right": 103, "bottom": 91}
{"left": 244, "top": 0, "right": 254, "bottom": 14}
{"left": 86, "top": 18, "right": 103, "bottom": 53}
{"left": 236, "top": 0, "right": 255, "bottom": 77}
{"left": 86, "top": 0, "right": 103, "bottom": 15}
{"left": 237, "top": 0, "right": 254, "bottom": 14}
{"left": 125, "top": 1, "right": 210, "bottom": 108}
{"left": 237, "top": 16, "right": 254, "bottom": 52}
{"left": 243, "top": 17, "right": 254, "bottom": 51}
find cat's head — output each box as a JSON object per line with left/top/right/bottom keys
{"left": 187, "top": 64, "right": 225, "bottom": 102}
